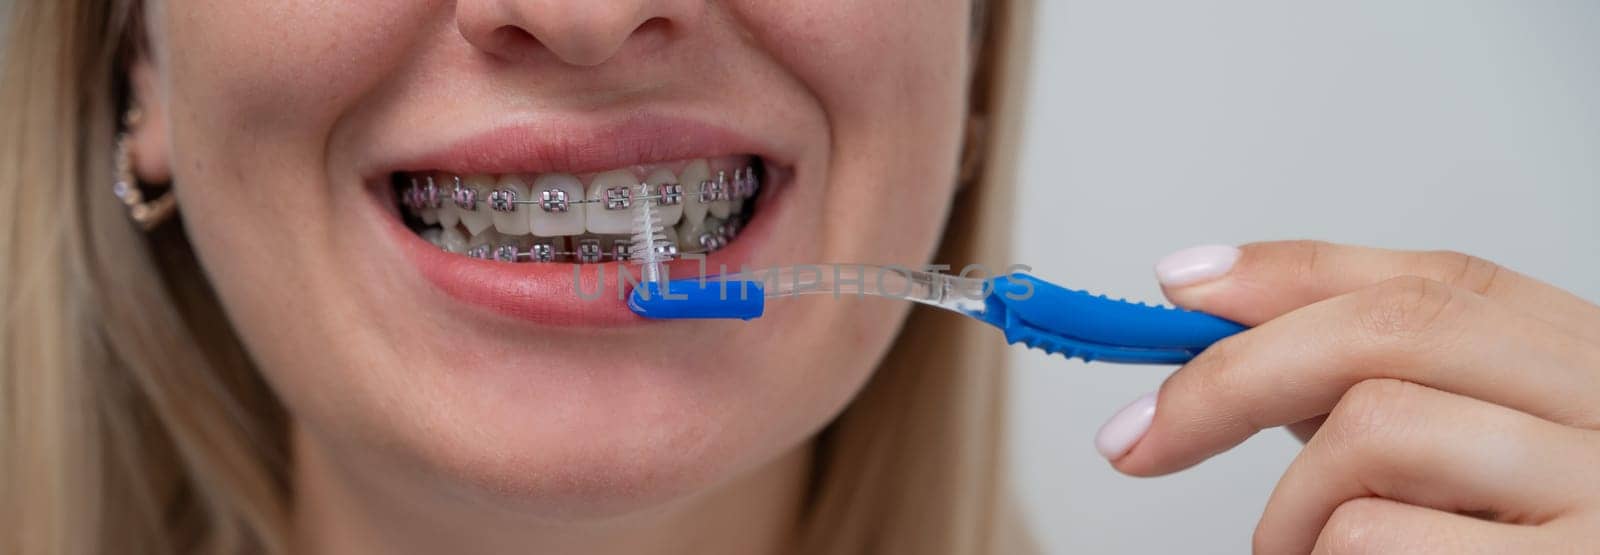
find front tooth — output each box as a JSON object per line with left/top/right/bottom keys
{"left": 440, "top": 227, "right": 468, "bottom": 254}
{"left": 458, "top": 174, "right": 496, "bottom": 236}
{"left": 528, "top": 173, "right": 586, "bottom": 237}
{"left": 679, "top": 160, "right": 710, "bottom": 226}
{"left": 645, "top": 169, "right": 684, "bottom": 226}
{"left": 585, "top": 170, "right": 637, "bottom": 234}
{"left": 491, "top": 175, "right": 532, "bottom": 235}
{"left": 708, "top": 171, "right": 732, "bottom": 219}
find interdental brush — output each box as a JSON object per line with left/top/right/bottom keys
{"left": 628, "top": 181, "right": 675, "bottom": 284}
{"left": 626, "top": 265, "right": 1248, "bottom": 365}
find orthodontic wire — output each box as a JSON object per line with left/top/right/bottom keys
{"left": 415, "top": 169, "right": 756, "bottom": 263}
{"left": 403, "top": 168, "right": 757, "bottom": 208}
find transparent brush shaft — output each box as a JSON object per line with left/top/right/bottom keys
{"left": 717, "top": 265, "right": 992, "bottom": 315}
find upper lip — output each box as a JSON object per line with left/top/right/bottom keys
{"left": 361, "top": 113, "right": 783, "bottom": 179}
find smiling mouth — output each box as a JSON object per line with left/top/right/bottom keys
{"left": 393, "top": 155, "right": 766, "bottom": 263}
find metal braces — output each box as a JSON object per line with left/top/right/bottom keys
{"left": 452, "top": 217, "right": 739, "bottom": 265}
{"left": 402, "top": 167, "right": 761, "bottom": 214}
{"left": 464, "top": 247, "right": 722, "bottom": 264}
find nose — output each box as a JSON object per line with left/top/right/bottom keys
{"left": 456, "top": 0, "right": 685, "bottom": 67}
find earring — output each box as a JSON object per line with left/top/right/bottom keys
{"left": 112, "top": 113, "right": 177, "bottom": 230}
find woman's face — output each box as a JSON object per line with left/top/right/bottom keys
{"left": 136, "top": 0, "right": 973, "bottom": 515}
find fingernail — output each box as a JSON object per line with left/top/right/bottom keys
{"left": 1095, "top": 391, "right": 1157, "bottom": 460}
{"left": 1155, "top": 244, "right": 1241, "bottom": 287}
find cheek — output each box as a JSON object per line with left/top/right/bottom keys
{"left": 156, "top": 0, "right": 433, "bottom": 348}
{"left": 159, "top": 1, "right": 418, "bottom": 234}
{"left": 164, "top": 1, "right": 424, "bottom": 133}
{"left": 152, "top": 2, "right": 437, "bottom": 440}
{"left": 749, "top": 0, "right": 970, "bottom": 117}
{"left": 748, "top": 0, "right": 971, "bottom": 263}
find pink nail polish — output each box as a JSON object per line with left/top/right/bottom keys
{"left": 1095, "top": 392, "right": 1157, "bottom": 460}
{"left": 1155, "top": 245, "right": 1241, "bottom": 287}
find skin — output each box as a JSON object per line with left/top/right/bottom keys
{"left": 127, "top": 1, "right": 972, "bottom": 554}
{"left": 1128, "top": 242, "right": 1600, "bottom": 553}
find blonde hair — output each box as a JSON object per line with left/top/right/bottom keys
{"left": 0, "top": 1, "right": 1035, "bottom": 553}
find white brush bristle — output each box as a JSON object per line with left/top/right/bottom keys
{"left": 629, "top": 183, "right": 673, "bottom": 282}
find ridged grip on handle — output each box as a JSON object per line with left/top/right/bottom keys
{"left": 976, "top": 274, "right": 1246, "bottom": 364}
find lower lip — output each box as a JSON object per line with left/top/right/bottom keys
{"left": 380, "top": 184, "right": 781, "bottom": 328}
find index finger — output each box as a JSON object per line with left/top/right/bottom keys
{"left": 1156, "top": 241, "right": 1600, "bottom": 344}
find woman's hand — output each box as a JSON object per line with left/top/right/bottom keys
{"left": 1097, "top": 241, "right": 1600, "bottom": 553}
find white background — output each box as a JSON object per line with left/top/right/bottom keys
{"left": 1007, "top": 2, "right": 1599, "bottom": 553}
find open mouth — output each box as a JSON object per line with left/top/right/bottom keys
{"left": 393, "top": 155, "right": 766, "bottom": 263}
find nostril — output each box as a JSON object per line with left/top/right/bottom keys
{"left": 635, "top": 17, "right": 670, "bottom": 37}
{"left": 629, "top": 17, "right": 674, "bottom": 51}
{"left": 489, "top": 25, "right": 543, "bottom": 56}
{"left": 456, "top": 0, "right": 685, "bottom": 67}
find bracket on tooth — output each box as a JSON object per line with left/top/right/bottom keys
{"left": 530, "top": 243, "right": 556, "bottom": 263}
{"left": 576, "top": 239, "right": 603, "bottom": 263}
{"left": 733, "top": 167, "right": 758, "bottom": 200}
{"left": 697, "top": 232, "right": 726, "bottom": 251}
{"left": 404, "top": 177, "right": 439, "bottom": 211}
{"left": 657, "top": 182, "right": 683, "bottom": 206}
{"left": 539, "top": 188, "right": 569, "bottom": 213}
{"left": 493, "top": 245, "right": 519, "bottom": 263}
{"left": 488, "top": 188, "right": 518, "bottom": 212}
{"left": 453, "top": 179, "right": 478, "bottom": 211}
{"left": 699, "top": 178, "right": 725, "bottom": 203}
{"left": 466, "top": 245, "right": 491, "bottom": 259}
{"left": 611, "top": 242, "right": 631, "bottom": 260}
{"left": 422, "top": 176, "right": 442, "bottom": 208}
{"left": 604, "top": 187, "right": 633, "bottom": 210}
{"left": 730, "top": 169, "right": 747, "bottom": 200}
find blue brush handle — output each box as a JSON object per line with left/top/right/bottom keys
{"left": 629, "top": 273, "right": 1247, "bottom": 365}
{"left": 973, "top": 274, "right": 1247, "bottom": 364}
{"left": 629, "top": 281, "right": 766, "bottom": 320}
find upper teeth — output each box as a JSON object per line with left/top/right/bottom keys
{"left": 400, "top": 157, "right": 761, "bottom": 260}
